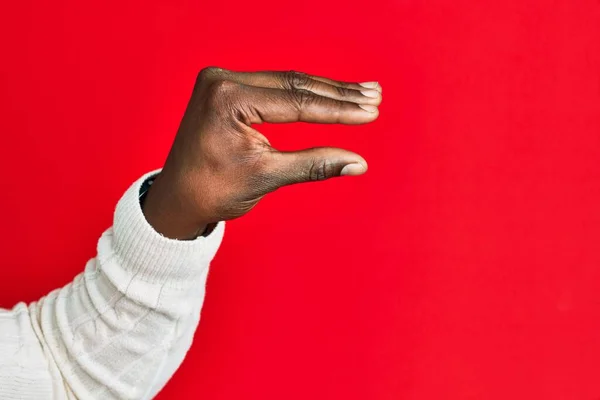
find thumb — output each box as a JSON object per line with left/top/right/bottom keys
{"left": 264, "top": 147, "right": 368, "bottom": 190}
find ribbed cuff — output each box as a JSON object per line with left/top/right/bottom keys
{"left": 112, "top": 169, "right": 225, "bottom": 288}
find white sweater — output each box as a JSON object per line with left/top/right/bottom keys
{"left": 0, "top": 170, "right": 225, "bottom": 399}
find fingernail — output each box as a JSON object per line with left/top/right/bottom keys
{"left": 360, "top": 89, "right": 381, "bottom": 98}
{"left": 358, "top": 104, "right": 378, "bottom": 113}
{"left": 359, "top": 81, "right": 379, "bottom": 89}
{"left": 340, "top": 163, "right": 367, "bottom": 176}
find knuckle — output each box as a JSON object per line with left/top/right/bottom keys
{"left": 206, "top": 79, "right": 238, "bottom": 102}
{"left": 333, "top": 99, "right": 344, "bottom": 120}
{"left": 334, "top": 85, "right": 351, "bottom": 98}
{"left": 307, "top": 159, "right": 335, "bottom": 181}
{"left": 284, "top": 70, "right": 311, "bottom": 90}
{"left": 288, "top": 88, "right": 314, "bottom": 110}
{"left": 197, "top": 66, "right": 222, "bottom": 83}
{"left": 201, "top": 80, "right": 241, "bottom": 116}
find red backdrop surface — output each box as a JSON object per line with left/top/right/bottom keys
{"left": 1, "top": 1, "right": 600, "bottom": 399}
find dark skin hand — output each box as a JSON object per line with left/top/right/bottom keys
{"left": 142, "top": 67, "right": 382, "bottom": 240}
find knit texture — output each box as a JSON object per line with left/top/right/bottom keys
{"left": 0, "top": 170, "right": 225, "bottom": 399}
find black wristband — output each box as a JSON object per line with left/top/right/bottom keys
{"left": 138, "top": 176, "right": 156, "bottom": 207}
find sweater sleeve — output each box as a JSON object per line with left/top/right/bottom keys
{"left": 26, "top": 169, "right": 225, "bottom": 399}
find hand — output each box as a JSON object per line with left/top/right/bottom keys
{"left": 142, "top": 67, "right": 382, "bottom": 239}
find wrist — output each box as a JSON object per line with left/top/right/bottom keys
{"left": 141, "top": 172, "right": 210, "bottom": 240}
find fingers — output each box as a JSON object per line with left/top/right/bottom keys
{"left": 259, "top": 147, "right": 368, "bottom": 191}
{"left": 287, "top": 74, "right": 382, "bottom": 106}
{"left": 310, "top": 75, "right": 382, "bottom": 94}
{"left": 234, "top": 84, "right": 379, "bottom": 125}
{"left": 199, "top": 67, "right": 382, "bottom": 105}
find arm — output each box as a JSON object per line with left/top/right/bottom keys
{"left": 28, "top": 169, "right": 225, "bottom": 399}
{"left": 0, "top": 68, "right": 381, "bottom": 399}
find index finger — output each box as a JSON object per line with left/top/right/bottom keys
{"left": 200, "top": 68, "right": 382, "bottom": 104}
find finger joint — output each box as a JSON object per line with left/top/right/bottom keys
{"left": 204, "top": 79, "right": 240, "bottom": 114}
{"left": 308, "top": 159, "right": 335, "bottom": 181}
{"left": 288, "top": 88, "right": 314, "bottom": 112}
{"left": 197, "top": 66, "right": 223, "bottom": 83}
{"left": 284, "top": 71, "right": 311, "bottom": 90}
{"left": 334, "top": 85, "right": 351, "bottom": 98}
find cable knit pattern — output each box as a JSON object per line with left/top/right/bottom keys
{"left": 0, "top": 170, "right": 225, "bottom": 399}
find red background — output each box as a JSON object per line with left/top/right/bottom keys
{"left": 1, "top": 1, "right": 600, "bottom": 399}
